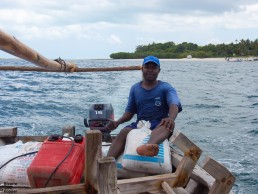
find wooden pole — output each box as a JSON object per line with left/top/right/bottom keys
{"left": 0, "top": 65, "right": 142, "bottom": 72}
{"left": 85, "top": 130, "right": 102, "bottom": 194}
{"left": 0, "top": 29, "right": 77, "bottom": 72}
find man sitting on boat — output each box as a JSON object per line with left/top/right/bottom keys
{"left": 106, "top": 55, "right": 182, "bottom": 159}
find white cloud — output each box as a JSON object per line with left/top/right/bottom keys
{"left": 0, "top": 0, "right": 257, "bottom": 59}
{"left": 107, "top": 35, "right": 122, "bottom": 44}
{"left": 1, "top": 9, "right": 50, "bottom": 25}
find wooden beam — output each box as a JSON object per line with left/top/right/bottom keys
{"left": 0, "top": 127, "right": 17, "bottom": 137}
{"left": 97, "top": 157, "right": 117, "bottom": 194}
{"left": 118, "top": 173, "right": 177, "bottom": 194}
{"left": 20, "top": 183, "right": 86, "bottom": 194}
{"left": 161, "top": 181, "right": 177, "bottom": 194}
{"left": 16, "top": 136, "right": 48, "bottom": 143}
{"left": 185, "top": 178, "right": 208, "bottom": 194}
{"left": 85, "top": 130, "right": 102, "bottom": 194}
{"left": 171, "top": 131, "right": 202, "bottom": 162}
{"left": 171, "top": 153, "right": 235, "bottom": 194}
{"left": 171, "top": 187, "right": 190, "bottom": 194}
{"left": 170, "top": 131, "right": 202, "bottom": 187}
{"left": 171, "top": 152, "right": 215, "bottom": 189}
{"left": 62, "top": 125, "right": 75, "bottom": 137}
{"left": 202, "top": 156, "right": 235, "bottom": 194}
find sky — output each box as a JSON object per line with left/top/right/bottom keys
{"left": 0, "top": 0, "right": 258, "bottom": 59}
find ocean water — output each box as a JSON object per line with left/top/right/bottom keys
{"left": 0, "top": 58, "right": 257, "bottom": 193}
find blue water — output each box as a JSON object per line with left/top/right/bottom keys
{"left": 0, "top": 58, "right": 257, "bottom": 193}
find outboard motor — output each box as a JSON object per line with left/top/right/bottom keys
{"left": 84, "top": 103, "right": 114, "bottom": 142}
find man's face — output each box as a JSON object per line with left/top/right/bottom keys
{"left": 142, "top": 62, "right": 160, "bottom": 82}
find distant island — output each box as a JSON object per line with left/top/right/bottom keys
{"left": 110, "top": 39, "right": 258, "bottom": 59}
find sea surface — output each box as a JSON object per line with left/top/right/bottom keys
{"left": 0, "top": 58, "right": 257, "bottom": 193}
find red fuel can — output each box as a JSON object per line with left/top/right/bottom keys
{"left": 27, "top": 135, "right": 85, "bottom": 188}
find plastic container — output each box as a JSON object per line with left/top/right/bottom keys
{"left": 27, "top": 136, "right": 85, "bottom": 188}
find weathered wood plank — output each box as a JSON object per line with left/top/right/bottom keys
{"left": 185, "top": 178, "right": 209, "bottom": 194}
{"left": 171, "top": 131, "right": 202, "bottom": 162}
{"left": 118, "top": 173, "right": 177, "bottom": 194}
{"left": 16, "top": 136, "right": 48, "bottom": 143}
{"left": 202, "top": 156, "right": 235, "bottom": 194}
{"left": 172, "top": 152, "right": 235, "bottom": 194}
{"left": 171, "top": 152, "right": 215, "bottom": 189}
{"left": 0, "top": 127, "right": 17, "bottom": 137}
{"left": 0, "top": 138, "right": 5, "bottom": 145}
{"left": 62, "top": 125, "right": 75, "bottom": 137}
{"left": 170, "top": 131, "right": 202, "bottom": 188}
{"left": 98, "top": 157, "right": 117, "bottom": 194}
{"left": 85, "top": 130, "right": 102, "bottom": 194}
{"left": 19, "top": 183, "right": 86, "bottom": 194}
{"left": 161, "top": 181, "right": 177, "bottom": 194}
{"left": 172, "top": 187, "right": 190, "bottom": 194}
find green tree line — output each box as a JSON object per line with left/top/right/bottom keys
{"left": 110, "top": 39, "right": 258, "bottom": 59}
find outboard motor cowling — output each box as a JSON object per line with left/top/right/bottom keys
{"left": 84, "top": 104, "right": 114, "bottom": 142}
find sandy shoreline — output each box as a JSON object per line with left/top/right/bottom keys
{"left": 0, "top": 57, "right": 232, "bottom": 62}
{"left": 160, "top": 58, "right": 226, "bottom": 62}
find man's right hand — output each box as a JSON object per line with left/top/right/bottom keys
{"left": 106, "top": 120, "right": 119, "bottom": 132}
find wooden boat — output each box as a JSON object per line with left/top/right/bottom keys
{"left": 0, "top": 126, "right": 235, "bottom": 194}
{"left": 225, "top": 57, "right": 242, "bottom": 62}
{"left": 0, "top": 30, "right": 235, "bottom": 194}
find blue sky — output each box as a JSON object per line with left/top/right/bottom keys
{"left": 0, "top": 0, "right": 257, "bottom": 59}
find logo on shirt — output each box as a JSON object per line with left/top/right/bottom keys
{"left": 155, "top": 97, "right": 161, "bottom": 106}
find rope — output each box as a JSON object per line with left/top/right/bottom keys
{"left": 54, "top": 57, "right": 67, "bottom": 72}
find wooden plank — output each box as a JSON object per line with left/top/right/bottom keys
{"left": 0, "top": 138, "right": 5, "bottom": 145}
{"left": 85, "top": 130, "right": 102, "bottom": 194}
{"left": 19, "top": 183, "right": 86, "bottom": 194}
{"left": 185, "top": 178, "right": 209, "bottom": 194}
{"left": 188, "top": 164, "right": 215, "bottom": 190}
{"left": 97, "top": 157, "right": 117, "bottom": 194}
{"left": 0, "top": 127, "right": 17, "bottom": 137}
{"left": 171, "top": 187, "right": 190, "bottom": 194}
{"left": 161, "top": 181, "right": 177, "bottom": 194}
{"left": 62, "top": 125, "right": 75, "bottom": 137}
{"left": 16, "top": 136, "right": 48, "bottom": 143}
{"left": 170, "top": 132, "right": 202, "bottom": 188}
{"left": 202, "top": 156, "right": 235, "bottom": 194}
{"left": 171, "top": 152, "right": 235, "bottom": 194}
{"left": 203, "top": 156, "right": 234, "bottom": 182}
{"left": 171, "top": 152, "right": 215, "bottom": 189}
{"left": 172, "top": 156, "right": 198, "bottom": 187}
{"left": 171, "top": 131, "right": 202, "bottom": 162}
{"left": 117, "top": 173, "right": 177, "bottom": 194}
